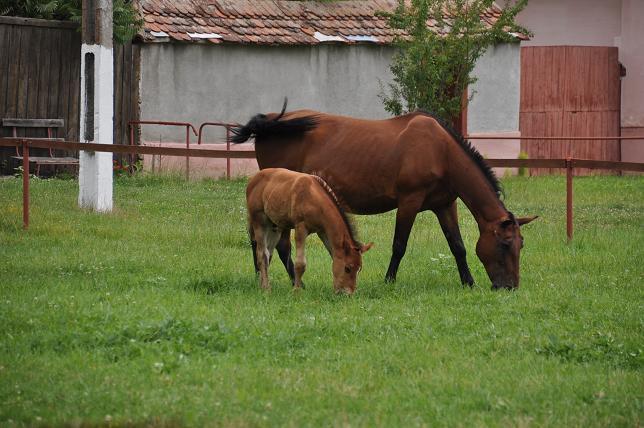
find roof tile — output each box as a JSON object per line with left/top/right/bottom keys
{"left": 140, "top": 0, "right": 526, "bottom": 45}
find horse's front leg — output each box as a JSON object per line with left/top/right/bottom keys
{"left": 293, "top": 224, "right": 308, "bottom": 290}
{"left": 275, "top": 229, "right": 297, "bottom": 285}
{"left": 434, "top": 201, "right": 474, "bottom": 286}
{"left": 385, "top": 192, "right": 425, "bottom": 283}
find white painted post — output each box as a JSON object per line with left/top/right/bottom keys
{"left": 79, "top": 0, "right": 113, "bottom": 212}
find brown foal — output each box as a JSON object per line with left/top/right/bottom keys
{"left": 246, "top": 168, "right": 373, "bottom": 294}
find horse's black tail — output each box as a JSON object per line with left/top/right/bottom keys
{"left": 229, "top": 98, "right": 319, "bottom": 144}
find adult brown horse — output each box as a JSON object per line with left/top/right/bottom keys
{"left": 232, "top": 103, "right": 537, "bottom": 289}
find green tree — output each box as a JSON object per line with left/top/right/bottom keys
{"left": 0, "top": 0, "right": 142, "bottom": 44}
{"left": 380, "top": 0, "right": 529, "bottom": 124}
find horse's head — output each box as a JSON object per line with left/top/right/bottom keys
{"left": 332, "top": 240, "right": 373, "bottom": 294}
{"left": 476, "top": 213, "right": 538, "bottom": 290}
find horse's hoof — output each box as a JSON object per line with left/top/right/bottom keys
{"left": 384, "top": 275, "right": 396, "bottom": 283}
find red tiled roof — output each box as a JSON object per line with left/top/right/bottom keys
{"left": 140, "top": 0, "right": 522, "bottom": 45}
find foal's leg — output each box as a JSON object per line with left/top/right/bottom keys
{"left": 249, "top": 227, "right": 259, "bottom": 275}
{"left": 265, "top": 227, "right": 282, "bottom": 265}
{"left": 293, "top": 224, "right": 308, "bottom": 289}
{"left": 434, "top": 202, "right": 474, "bottom": 286}
{"left": 385, "top": 192, "right": 425, "bottom": 282}
{"left": 275, "top": 229, "right": 297, "bottom": 285}
{"left": 253, "top": 226, "right": 271, "bottom": 290}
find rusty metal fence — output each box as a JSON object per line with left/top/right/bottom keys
{"left": 1, "top": 136, "right": 642, "bottom": 241}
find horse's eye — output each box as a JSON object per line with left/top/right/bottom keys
{"left": 344, "top": 266, "right": 351, "bottom": 273}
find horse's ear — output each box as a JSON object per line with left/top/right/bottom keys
{"left": 360, "top": 242, "right": 374, "bottom": 254}
{"left": 517, "top": 215, "right": 539, "bottom": 226}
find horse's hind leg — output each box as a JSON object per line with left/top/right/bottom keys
{"left": 434, "top": 202, "right": 474, "bottom": 286}
{"left": 253, "top": 225, "right": 271, "bottom": 290}
{"left": 275, "top": 229, "right": 297, "bottom": 286}
{"left": 265, "top": 226, "right": 282, "bottom": 264}
{"left": 385, "top": 192, "right": 425, "bottom": 282}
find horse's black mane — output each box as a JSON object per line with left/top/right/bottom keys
{"left": 311, "top": 174, "right": 361, "bottom": 247}
{"left": 417, "top": 110, "right": 504, "bottom": 199}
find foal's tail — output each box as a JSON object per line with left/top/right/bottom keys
{"left": 229, "top": 98, "right": 319, "bottom": 144}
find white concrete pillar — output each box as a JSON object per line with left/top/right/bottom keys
{"left": 79, "top": 0, "right": 113, "bottom": 212}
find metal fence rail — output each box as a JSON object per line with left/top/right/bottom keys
{"left": 1, "top": 137, "right": 643, "bottom": 239}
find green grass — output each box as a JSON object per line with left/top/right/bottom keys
{"left": 0, "top": 174, "right": 642, "bottom": 427}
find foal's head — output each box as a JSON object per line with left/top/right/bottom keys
{"left": 476, "top": 213, "right": 538, "bottom": 290}
{"left": 332, "top": 239, "right": 373, "bottom": 295}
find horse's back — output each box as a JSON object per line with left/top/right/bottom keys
{"left": 247, "top": 168, "right": 320, "bottom": 229}
{"left": 254, "top": 110, "right": 456, "bottom": 214}
{"left": 247, "top": 168, "right": 313, "bottom": 206}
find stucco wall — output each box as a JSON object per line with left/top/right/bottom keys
{"left": 467, "top": 43, "right": 521, "bottom": 134}
{"left": 516, "top": 0, "right": 622, "bottom": 47}
{"left": 140, "top": 43, "right": 395, "bottom": 142}
{"left": 140, "top": 42, "right": 521, "bottom": 143}
{"left": 619, "top": 0, "right": 644, "bottom": 128}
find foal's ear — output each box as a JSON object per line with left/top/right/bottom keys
{"left": 517, "top": 215, "right": 539, "bottom": 226}
{"left": 360, "top": 242, "right": 374, "bottom": 254}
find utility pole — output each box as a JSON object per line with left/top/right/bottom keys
{"left": 79, "top": 0, "right": 113, "bottom": 212}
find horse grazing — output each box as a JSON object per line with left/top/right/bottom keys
{"left": 233, "top": 104, "right": 537, "bottom": 289}
{"left": 246, "top": 168, "right": 373, "bottom": 294}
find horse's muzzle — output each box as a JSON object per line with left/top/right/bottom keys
{"left": 491, "top": 281, "right": 518, "bottom": 291}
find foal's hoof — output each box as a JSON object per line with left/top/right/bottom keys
{"left": 384, "top": 275, "right": 396, "bottom": 283}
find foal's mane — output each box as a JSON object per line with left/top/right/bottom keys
{"left": 417, "top": 111, "right": 504, "bottom": 199}
{"left": 310, "top": 174, "right": 360, "bottom": 246}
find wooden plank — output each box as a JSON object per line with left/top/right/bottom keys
{"left": 36, "top": 28, "right": 53, "bottom": 120}
{"left": 66, "top": 30, "right": 82, "bottom": 143}
{"left": 0, "top": 16, "right": 77, "bottom": 29}
{"left": 46, "top": 28, "right": 62, "bottom": 126}
{"left": 0, "top": 24, "right": 10, "bottom": 120}
{"left": 5, "top": 25, "right": 22, "bottom": 119}
{"left": 57, "top": 29, "right": 73, "bottom": 141}
{"left": 2, "top": 119, "right": 64, "bottom": 127}
{"left": 16, "top": 25, "right": 32, "bottom": 121}
{"left": 26, "top": 27, "right": 43, "bottom": 123}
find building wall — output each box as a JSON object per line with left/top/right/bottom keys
{"left": 139, "top": 41, "right": 522, "bottom": 176}
{"left": 516, "top": 0, "right": 622, "bottom": 47}
{"left": 140, "top": 42, "right": 520, "bottom": 137}
{"left": 140, "top": 43, "right": 395, "bottom": 142}
{"left": 467, "top": 43, "right": 521, "bottom": 134}
{"left": 467, "top": 43, "right": 522, "bottom": 174}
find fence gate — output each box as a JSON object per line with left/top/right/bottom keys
{"left": 520, "top": 46, "right": 621, "bottom": 175}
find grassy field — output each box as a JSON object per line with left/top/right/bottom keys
{"left": 0, "top": 174, "right": 642, "bottom": 427}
